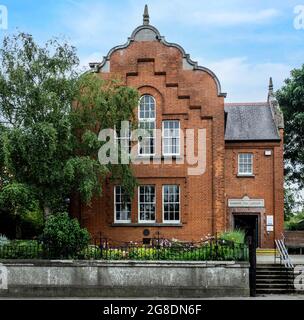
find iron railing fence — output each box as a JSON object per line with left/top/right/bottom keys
{"left": 0, "top": 238, "right": 249, "bottom": 261}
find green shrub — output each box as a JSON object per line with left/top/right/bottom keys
{"left": 21, "top": 204, "right": 44, "bottom": 238}
{"left": 219, "top": 230, "right": 245, "bottom": 244}
{"left": 101, "top": 248, "right": 127, "bottom": 260}
{"left": 0, "top": 240, "right": 42, "bottom": 259}
{"left": 77, "top": 245, "right": 101, "bottom": 259}
{"left": 128, "top": 247, "right": 158, "bottom": 260}
{"left": 40, "top": 212, "right": 90, "bottom": 258}
{"left": 285, "top": 212, "right": 304, "bottom": 230}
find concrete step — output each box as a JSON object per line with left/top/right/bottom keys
{"left": 256, "top": 268, "right": 293, "bottom": 272}
{"left": 256, "top": 272, "right": 294, "bottom": 277}
{"left": 256, "top": 283, "right": 294, "bottom": 289}
{"left": 256, "top": 278, "right": 294, "bottom": 283}
{"left": 256, "top": 288, "right": 295, "bottom": 295}
{"left": 256, "top": 272, "right": 291, "bottom": 275}
{"left": 256, "top": 265, "right": 291, "bottom": 270}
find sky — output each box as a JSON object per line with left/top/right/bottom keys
{"left": 0, "top": 0, "right": 303, "bottom": 102}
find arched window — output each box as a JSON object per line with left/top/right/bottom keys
{"left": 138, "top": 95, "right": 155, "bottom": 155}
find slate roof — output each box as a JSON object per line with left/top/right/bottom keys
{"left": 224, "top": 102, "right": 280, "bottom": 141}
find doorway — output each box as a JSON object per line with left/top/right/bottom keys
{"left": 234, "top": 214, "right": 259, "bottom": 247}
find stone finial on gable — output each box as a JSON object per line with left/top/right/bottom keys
{"left": 267, "top": 77, "right": 284, "bottom": 130}
{"left": 268, "top": 77, "right": 273, "bottom": 94}
{"left": 143, "top": 4, "right": 150, "bottom": 25}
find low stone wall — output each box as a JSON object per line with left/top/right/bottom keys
{"left": 0, "top": 260, "right": 250, "bottom": 298}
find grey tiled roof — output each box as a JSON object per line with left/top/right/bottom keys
{"left": 224, "top": 102, "right": 280, "bottom": 141}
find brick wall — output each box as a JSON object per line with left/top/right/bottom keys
{"left": 224, "top": 139, "right": 284, "bottom": 248}
{"left": 70, "top": 37, "right": 284, "bottom": 248}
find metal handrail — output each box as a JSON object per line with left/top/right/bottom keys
{"left": 275, "top": 236, "right": 294, "bottom": 268}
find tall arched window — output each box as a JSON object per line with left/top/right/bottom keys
{"left": 138, "top": 95, "right": 155, "bottom": 155}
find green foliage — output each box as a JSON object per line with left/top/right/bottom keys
{"left": 128, "top": 247, "right": 158, "bottom": 260}
{"left": 81, "top": 243, "right": 248, "bottom": 261}
{"left": 40, "top": 212, "right": 90, "bottom": 258}
{"left": 0, "top": 182, "right": 36, "bottom": 238}
{"left": 219, "top": 230, "right": 245, "bottom": 244}
{"left": 0, "top": 240, "right": 248, "bottom": 261}
{"left": 277, "top": 64, "right": 304, "bottom": 187}
{"left": 284, "top": 185, "right": 298, "bottom": 220}
{"left": 77, "top": 245, "right": 102, "bottom": 259}
{"left": 0, "top": 32, "right": 138, "bottom": 227}
{"left": 285, "top": 211, "right": 304, "bottom": 230}
{"left": 0, "top": 240, "right": 41, "bottom": 259}
{"left": 0, "top": 234, "right": 9, "bottom": 246}
{"left": 21, "top": 204, "right": 44, "bottom": 238}
{"left": 0, "top": 183, "right": 33, "bottom": 214}
{"left": 0, "top": 33, "right": 79, "bottom": 128}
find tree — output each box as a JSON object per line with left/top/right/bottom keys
{"left": 0, "top": 182, "right": 34, "bottom": 238}
{"left": 284, "top": 185, "right": 297, "bottom": 221}
{"left": 0, "top": 32, "right": 138, "bottom": 225}
{"left": 277, "top": 64, "right": 304, "bottom": 187}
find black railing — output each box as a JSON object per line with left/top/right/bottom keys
{"left": 0, "top": 239, "right": 249, "bottom": 261}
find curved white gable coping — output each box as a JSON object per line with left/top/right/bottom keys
{"left": 89, "top": 25, "right": 227, "bottom": 98}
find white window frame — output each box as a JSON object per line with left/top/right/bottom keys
{"left": 162, "top": 185, "right": 180, "bottom": 223}
{"left": 138, "top": 95, "right": 156, "bottom": 156}
{"left": 138, "top": 185, "right": 156, "bottom": 223}
{"left": 162, "top": 120, "right": 180, "bottom": 156}
{"left": 238, "top": 153, "right": 253, "bottom": 175}
{"left": 114, "top": 186, "right": 131, "bottom": 223}
{"left": 114, "top": 124, "right": 131, "bottom": 154}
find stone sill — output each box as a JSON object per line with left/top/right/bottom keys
{"left": 111, "top": 223, "right": 183, "bottom": 227}
{"left": 237, "top": 174, "right": 255, "bottom": 178}
{"left": 134, "top": 155, "right": 183, "bottom": 161}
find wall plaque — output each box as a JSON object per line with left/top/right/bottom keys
{"left": 228, "top": 196, "right": 264, "bottom": 208}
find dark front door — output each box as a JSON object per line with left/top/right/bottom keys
{"left": 234, "top": 214, "right": 259, "bottom": 247}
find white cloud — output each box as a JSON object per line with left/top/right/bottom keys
{"left": 59, "top": 0, "right": 281, "bottom": 50}
{"left": 79, "top": 51, "right": 103, "bottom": 70}
{"left": 59, "top": 0, "right": 140, "bottom": 48}
{"left": 190, "top": 8, "right": 280, "bottom": 26}
{"left": 145, "top": 0, "right": 280, "bottom": 27}
{"left": 199, "top": 56, "right": 292, "bottom": 102}
{"left": 59, "top": 1, "right": 292, "bottom": 102}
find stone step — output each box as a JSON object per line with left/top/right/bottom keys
{"left": 256, "top": 278, "right": 294, "bottom": 283}
{"left": 255, "top": 264, "right": 295, "bottom": 294}
{"left": 256, "top": 283, "right": 294, "bottom": 289}
{"left": 257, "top": 264, "right": 283, "bottom": 267}
{"left": 256, "top": 265, "right": 291, "bottom": 270}
{"left": 256, "top": 268, "right": 293, "bottom": 272}
{"left": 256, "top": 272, "right": 294, "bottom": 277}
{"left": 256, "top": 271, "right": 294, "bottom": 276}
{"left": 256, "top": 288, "right": 295, "bottom": 295}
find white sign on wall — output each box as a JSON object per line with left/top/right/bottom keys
{"left": 228, "top": 196, "right": 264, "bottom": 208}
{"left": 266, "top": 215, "right": 274, "bottom": 232}
{"left": 267, "top": 215, "right": 274, "bottom": 226}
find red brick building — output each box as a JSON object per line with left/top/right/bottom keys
{"left": 71, "top": 6, "right": 284, "bottom": 248}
